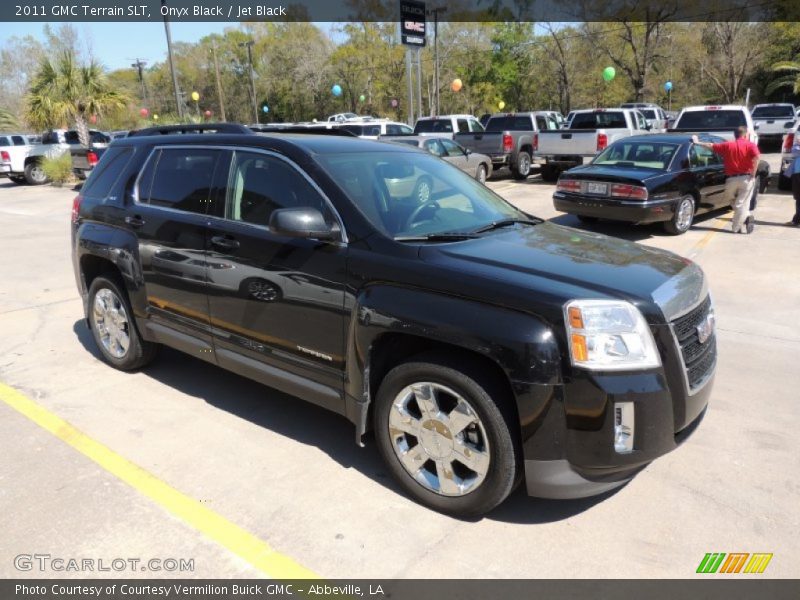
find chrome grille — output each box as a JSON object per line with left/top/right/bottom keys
{"left": 671, "top": 295, "right": 716, "bottom": 392}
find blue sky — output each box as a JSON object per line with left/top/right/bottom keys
{"left": 2, "top": 22, "right": 344, "bottom": 71}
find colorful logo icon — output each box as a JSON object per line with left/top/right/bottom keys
{"left": 696, "top": 553, "right": 773, "bottom": 574}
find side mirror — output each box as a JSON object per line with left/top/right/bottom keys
{"left": 754, "top": 124, "right": 760, "bottom": 131}
{"left": 465, "top": 148, "right": 472, "bottom": 155}
{"left": 269, "top": 208, "right": 338, "bottom": 241}
{"left": 645, "top": 123, "right": 652, "bottom": 131}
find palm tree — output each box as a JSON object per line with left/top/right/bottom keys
{"left": 765, "top": 60, "right": 800, "bottom": 96}
{"left": 0, "top": 108, "right": 18, "bottom": 131}
{"left": 25, "top": 51, "right": 130, "bottom": 146}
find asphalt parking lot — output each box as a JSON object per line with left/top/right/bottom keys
{"left": 1, "top": 154, "right": 798, "bottom": 579}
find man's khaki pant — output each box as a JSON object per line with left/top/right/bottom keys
{"left": 725, "top": 175, "right": 755, "bottom": 233}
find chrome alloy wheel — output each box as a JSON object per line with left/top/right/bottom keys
{"left": 388, "top": 382, "right": 490, "bottom": 497}
{"left": 247, "top": 280, "right": 279, "bottom": 302}
{"left": 93, "top": 288, "right": 130, "bottom": 358}
{"left": 676, "top": 196, "right": 694, "bottom": 232}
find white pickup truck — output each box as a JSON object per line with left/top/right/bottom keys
{"left": 0, "top": 134, "right": 36, "bottom": 184}
{"left": 536, "top": 108, "right": 651, "bottom": 181}
{"left": 668, "top": 105, "right": 758, "bottom": 145}
{"left": 750, "top": 103, "right": 796, "bottom": 147}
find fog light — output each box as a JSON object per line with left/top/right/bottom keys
{"left": 614, "top": 402, "right": 634, "bottom": 454}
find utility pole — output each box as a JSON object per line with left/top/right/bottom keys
{"left": 427, "top": 6, "right": 447, "bottom": 116}
{"left": 130, "top": 58, "right": 148, "bottom": 105}
{"left": 239, "top": 40, "right": 258, "bottom": 125}
{"left": 161, "top": 0, "right": 182, "bottom": 119}
{"left": 211, "top": 40, "right": 226, "bottom": 121}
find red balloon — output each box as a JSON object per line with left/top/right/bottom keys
{"left": 139, "top": 108, "right": 149, "bottom": 117}
{"left": 89, "top": 114, "right": 97, "bottom": 124}
{"left": 204, "top": 110, "right": 212, "bottom": 117}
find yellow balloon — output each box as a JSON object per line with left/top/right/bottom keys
{"left": 498, "top": 101, "right": 505, "bottom": 110}
{"left": 153, "top": 114, "right": 159, "bottom": 120}
{"left": 451, "top": 78, "right": 463, "bottom": 92}
{"left": 191, "top": 91, "right": 200, "bottom": 102}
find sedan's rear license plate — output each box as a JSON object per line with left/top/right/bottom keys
{"left": 587, "top": 182, "right": 608, "bottom": 195}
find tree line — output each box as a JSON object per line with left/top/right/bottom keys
{"left": 1, "top": 21, "right": 799, "bottom": 133}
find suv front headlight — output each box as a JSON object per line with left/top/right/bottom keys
{"left": 564, "top": 299, "right": 661, "bottom": 371}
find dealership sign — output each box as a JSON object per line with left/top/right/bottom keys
{"left": 400, "top": 0, "right": 426, "bottom": 47}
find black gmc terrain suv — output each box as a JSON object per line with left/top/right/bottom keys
{"left": 71, "top": 124, "right": 715, "bottom": 516}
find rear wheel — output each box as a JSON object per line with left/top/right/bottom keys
{"left": 663, "top": 195, "right": 695, "bottom": 235}
{"left": 540, "top": 164, "right": 560, "bottom": 182}
{"left": 374, "top": 354, "right": 520, "bottom": 517}
{"left": 24, "top": 161, "right": 48, "bottom": 185}
{"left": 778, "top": 174, "right": 791, "bottom": 191}
{"left": 88, "top": 275, "right": 159, "bottom": 370}
{"left": 512, "top": 152, "right": 531, "bottom": 180}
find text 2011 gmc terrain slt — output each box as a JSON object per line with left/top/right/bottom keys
{"left": 71, "top": 124, "right": 715, "bottom": 517}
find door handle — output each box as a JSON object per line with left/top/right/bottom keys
{"left": 211, "top": 235, "right": 240, "bottom": 251}
{"left": 125, "top": 215, "right": 145, "bottom": 228}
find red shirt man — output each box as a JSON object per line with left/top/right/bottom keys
{"left": 710, "top": 137, "right": 760, "bottom": 177}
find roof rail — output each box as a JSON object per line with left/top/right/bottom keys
{"left": 251, "top": 126, "right": 357, "bottom": 137}
{"left": 128, "top": 123, "right": 252, "bottom": 137}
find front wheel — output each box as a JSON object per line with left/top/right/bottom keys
{"left": 778, "top": 174, "right": 791, "bottom": 191}
{"left": 88, "top": 275, "right": 159, "bottom": 370}
{"left": 374, "top": 354, "right": 520, "bottom": 517}
{"left": 663, "top": 195, "right": 695, "bottom": 235}
{"left": 540, "top": 164, "right": 560, "bottom": 182}
{"left": 511, "top": 152, "right": 531, "bottom": 180}
{"left": 24, "top": 161, "right": 49, "bottom": 185}
{"left": 476, "top": 164, "right": 488, "bottom": 184}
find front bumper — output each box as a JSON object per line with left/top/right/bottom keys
{"left": 553, "top": 191, "right": 676, "bottom": 224}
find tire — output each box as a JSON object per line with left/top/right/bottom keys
{"left": 413, "top": 176, "right": 433, "bottom": 203}
{"left": 24, "top": 161, "right": 49, "bottom": 185}
{"left": 7, "top": 175, "right": 25, "bottom": 185}
{"left": 576, "top": 215, "right": 599, "bottom": 224}
{"left": 511, "top": 152, "right": 531, "bottom": 180}
{"left": 540, "top": 164, "right": 560, "bottom": 183}
{"left": 239, "top": 278, "right": 282, "bottom": 302}
{"left": 374, "top": 353, "right": 520, "bottom": 517}
{"left": 663, "top": 195, "right": 695, "bottom": 235}
{"left": 88, "top": 275, "right": 159, "bottom": 371}
{"left": 778, "top": 174, "right": 791, "bottom": 191}
{"left": 476, "top": 164, "right": 488, "bottom": 184}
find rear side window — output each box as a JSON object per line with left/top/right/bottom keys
{"left": 11, "top": 136, "right": 26, "bottom": 145}
{"left": 457, "top": 119, "right": 469, "bottom": 133}
{"left": 486, "top": 116, "right": 534, "bottom": 132}
{"left": 468, "top": 119, "right": 484, "bottom": 132}
{"left": 64, "top": 131, "right": 80, "bottom": 144}
{"left": 138, "top": 148, "right": 222, "bottom": 214}
{"left": 675, "top": 110, "right": 747, "bottom": 129}
{"left": 42, "top": 131, "right": 60, "bottom": 144}
{"left": 386, "top": 124, "right": 413, "bottom": 135}
{"left": 414, "top": 120, "right": 454, "bottom": 133}
{"left": 0, "top": 137, "right": 9, "bottom": 147}
{"left": 81, "top": 147, "right": 134, "bottom": 198}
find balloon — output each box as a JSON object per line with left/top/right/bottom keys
{"left": 139, "top": 108, "right": 149, "bottom": 117}
{"left": 498, "top": 101, "right": 505, "bottom": 110}
{"left": 602, "top": 66, "right": 616, "bottom": 82}
{"left": 451, "top": 78, "right": 463, "bottom": 92}
{"left": 262, "top": 105, "right": 269, "bottom": 113}
{"left": 204, "top": 110, "right": 212, "bottom": 117}
{"left": 664, "top": 81, "right": 673, "bottom": 92}
{"left": 391, "top": 98, "right": 399, "bottom": 108}
{"left": 191, "top": 91, "right": 199, "bottom": 102}
{"left": 153, "top": 114, "right": 159, "bottom": 121}
{"left": 331, "top": 84, "right": 342, "bottom": 97}
{"left": 89, "top": 114, "right": 97, "bottom": 124}
{"left": 359, "top": 94, "right": 366, "bottom": 102}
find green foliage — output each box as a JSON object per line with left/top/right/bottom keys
{"left": 41, "top": 152, "right": 72, "bottom": 186}
{"left": 0, "top": 107, "right": 18, "bottom": 130}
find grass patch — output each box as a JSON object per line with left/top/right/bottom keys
{"left": 41, "top": 152, "right": 73, "bottom": 186}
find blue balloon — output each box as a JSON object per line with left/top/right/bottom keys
{"left": 331, "top": 84, "right": 342, "bottom": 97}
{"left": 262, "top": 105, "right": 269, "bottom": 113}
{"left": 664, "top": 81, "right": 673, "bottom": 92}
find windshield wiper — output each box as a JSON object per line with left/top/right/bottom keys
{"left": 394, "top": 232, "right": 479, "bottom": 242}
{"left": 471, "top": 217, "right": 543, "bottom": 234}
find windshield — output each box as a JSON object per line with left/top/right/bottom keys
{"left": 570, "top": 112, "right": 627, "bottom": 129}
{"left": 414, "top": 120, "right": 453, "bottom": 133}
{"left": 316, "top": 151, "right": 528, "bottom": 240}
{"left": 593, "top": 141, "right": 679, "bottom": 170}
{"left": 752, "top": 105, "right": 795, "bottom": 118}
{"left": 675, "top": 110, "right": 746, "bottom": 129}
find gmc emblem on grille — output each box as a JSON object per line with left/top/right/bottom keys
{"left": 697, "top": 313, "right": 715, "bottom": 344}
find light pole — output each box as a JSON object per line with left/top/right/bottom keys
{"left": 427, "top": 6, "right": 447, "bottom": 116}
{"left": 160, "top": 0, "right": 182, "bottom": 120}
{"left": 239, "top": 40, "right": 259, "bottom": 125}
{"left": 130, "top": 58, "right": 148, "bottom": 105}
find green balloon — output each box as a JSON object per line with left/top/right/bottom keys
{"left": 359, "top": 94, "right": 366, "bottom": 102}
{"left": 602, "top": 66, "right": 616, "bottom": 82}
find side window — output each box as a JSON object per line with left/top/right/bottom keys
{"left": 82, "top": 147, "right": 134, "bottom": 199}
{"left": 423, "top": 139, "right": 445, "bottom": 157}
{"left": 11, "top": 136, "right": 26, "bottom": 146}
{"left": 227, "top": 151, "right": 332, "bottom": 228}
{"left": 0, "top": 137, "right": 8, "bottom": 147}
{"left": 440, "top": 139, "right": 465, "bottom": 157}
{"left": 468, "top": 119, "right": 484, "bottom": 132}
{"left": 457, "top": 119, "right": 469, "bottom": 133}
{"left": 690, "top": 145, "right": 717, "bottom": 167}
{"left": 140, "top": 148, "right": 221, "bottom": 214}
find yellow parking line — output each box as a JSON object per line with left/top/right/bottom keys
{"left": 0, "top": 381, "right": 318, "bottom": 579}
{"left": 689, "top": 217, "right": 726, "bottom": 257}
